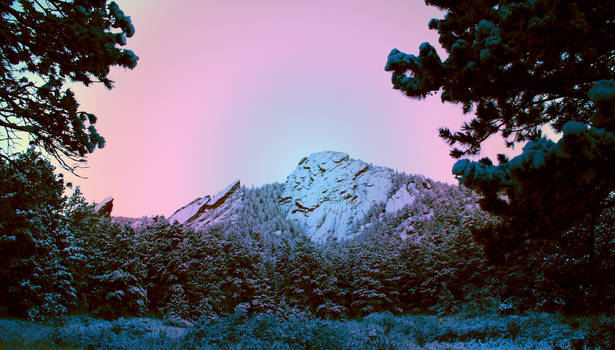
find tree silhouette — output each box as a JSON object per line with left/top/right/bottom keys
{"left": 386, "top": 0, "right": 615, "bottom": 311}
{"left": 0, "top": 0, "right": 138, "bottom": 171}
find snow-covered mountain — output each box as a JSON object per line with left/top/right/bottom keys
{"left": 169, "top": 179, "right": 242, "bottom": 231}
{"left": 169, "top": 151, "right": 474, "bottom": 242}
{"left": 277, "top": 151, "right": 434, "bottom": 241}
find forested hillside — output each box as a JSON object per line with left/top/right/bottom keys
{"left": 2, "top": 149, "right": 613, "bottom": 323}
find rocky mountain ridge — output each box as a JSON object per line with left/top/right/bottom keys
{"left": 168, "top": 151, "right": 463, "bottom": 242}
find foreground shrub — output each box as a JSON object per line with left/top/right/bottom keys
{"left": 186, "top": 310, "right": 347, "bottom": 350}
{"left": 1, "top": 312, "right": 612, "bottom": 350}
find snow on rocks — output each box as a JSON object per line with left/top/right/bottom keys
{"left": 167, "top": 151, "right": 441, "bottom": 243}
{"left": 280, "top": 151, "right": 419, "bottom": 242}
{"left": 209, "top": 180, "right": 240, "bottom": 208}
{"left": 169, "top": 180, "right": 241, "bottom": 230}
{"left": 94, "top": 197, "right": 114, "bottom": 217}
{"left": 385, "top": 186, "right": 415, "bottom": 213}
{"left": 168, "top": 196, "right": 211, "bottom": 225}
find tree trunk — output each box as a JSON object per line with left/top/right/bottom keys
{"left": 586, "top": 206, "right": 598, "bottom": 313}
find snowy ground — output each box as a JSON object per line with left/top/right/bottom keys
{"left": 1, "top": 311, "right": 611, "bottom": 349}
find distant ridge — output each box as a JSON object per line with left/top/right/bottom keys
{"left": 167, "top": 151, "right": 471, "bottom": 242}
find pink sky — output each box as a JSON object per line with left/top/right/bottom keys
{"left": 67, "top": 0, "right": 513, "bottom": 217}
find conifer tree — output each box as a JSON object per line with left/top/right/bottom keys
{"left": 386, "top": 1, "right": 615, "bottom": 265}
{"left": 0, "top": 0, "right": 138, "bottom": 170}
{"left": 0, "top": 149, "right": 76, "bottom": 319}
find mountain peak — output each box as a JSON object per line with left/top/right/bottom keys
{"left": 281, "top": 152, "right": 412, "bottom": 241}
{"left": 168, "top": 151, "right": 436, "bottom": 242}
{"left": 298, "top": 151, "right": 350, "bottom": 166}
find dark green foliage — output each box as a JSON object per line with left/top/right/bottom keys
{"left": 63, "top": 190, "right": 147, "bottom": 319}
{"left": 2, "top": 151, "right": 611, "bottom": 321}
{"left": 492, "top": 207, "right": 615, "bottom": 314}
{"left": 86, "top": 223, "right": 147, "bottom": 319}
{"left": 343, "top": 237, "right": 400, "bottom": 316}
{"left": 454, "top": 119, "right": 615, "bottom": 258}
{"left": 137, "top": 219, "right": 189, "bottom": 317}
{"left": 450, "top": 92, "right": 615, "bottom": 314}
{"left": 0, "top": 0, "right": 140, "bottom": 317}
{"left": 0, "top": 149, "right": 76, "bottom": 319}
{"left": 386, "top": 0, "right": 615, "bottom": 158}
{"left": 0, "top": 150, "right": 492, "bottom": 321}
{"left": 387, "top": 0, "right": 615, "bottom": 313}
{"left": 275, "top": 232, "right": 328, "bottom": 312}
{"left": 134, "top": 219, "right": 274, "bottom": 319}
{"left": 0, "top": 150, "right": 149, "bottom": 320}
{"left": 179, "top": 227, "right": 268, "bottom": 317}
{"left": 0, "top": 0, "right": 137, "bottom": 170}
{"left": 390, "top": 186, "right": 496, "bottom": 315}
{"left": 582, "top": 316, "right": 615, "bottom": 350}
{"left": 385, "top": 0, "right": 615, "bottom": 224}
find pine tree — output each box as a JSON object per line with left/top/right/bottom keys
{"left": 0, "top": 0, "right": 138, "bottom": 170}
{"left": 81, "top": 220, "right": 147, "bottom": 319}
{"left": 138, "top": 218, "right": 188, "bottom": 316}
{"left": 386, "top": 0, "right": 615, "bottom": 298}
{"left": 275, "top": 232, "right": 325, "bottom": 312}
{"left": 386, "top": 0, "right": 614, "bottom": 158}
{"left": 0, "top": 149, "right": 76, "bottom": 319}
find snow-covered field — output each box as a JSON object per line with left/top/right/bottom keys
{"left": 1, "top": 311, "right": 610, "bottom": 350}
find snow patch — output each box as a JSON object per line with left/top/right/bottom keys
{"left": 166, "top": 151, "right": 447, "bottom": 244}
{"left": 210, "top": 179, "right": 240, "bottom": 207}
{"left": 169, "top": 196, "right": 210, "bottom": 224}
{"left": 281, "top": 151, "right": 395, "bottom": 242}
{"left": 169, "top": 180, "right": 241, "bottom": 228}
{"left": 94, "top": 197, "right": 113, "bottom": 212}
{"left": 385, "top": 186, "right": 415, "bottom": 213}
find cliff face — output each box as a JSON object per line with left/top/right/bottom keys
{"left": 168, "top": 151, "right": 440, "bottom": 242}
{"left": 169, "top": 179, "right": 242, "bottom": 232}
{"left": 278, "top": 151, "right": 431, "bottom": 241}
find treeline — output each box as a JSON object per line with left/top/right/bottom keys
{"left": 1, "top": 150, "right": 613, "bottom": 321}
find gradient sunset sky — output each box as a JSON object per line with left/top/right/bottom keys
{"left": 67, "top": 0, "right": 514, "bottom": 217}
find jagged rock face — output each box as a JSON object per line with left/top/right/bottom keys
{"left": 168, "top": 151, "right": 436, "bottom": 242}
{"left": 279, "top": 151, "right": 430, "bottom": 241}
{"left": 169, "top": 180, "right": 242, "bottom": 231}
{"left": 95, "top": 197, "right": 114, "bottom": 217}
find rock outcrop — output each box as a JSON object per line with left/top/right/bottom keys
{"left": 169, "top": 180, "right": 241, "bottom": 231}
{"left": 279, "top": 151, "right": 431, "bottom": 241}
{"left": 168, "top": 151, "right": 440, "bottom": 242}
{"left": 94, "top": 197, "right": 114, "bottom": 217}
